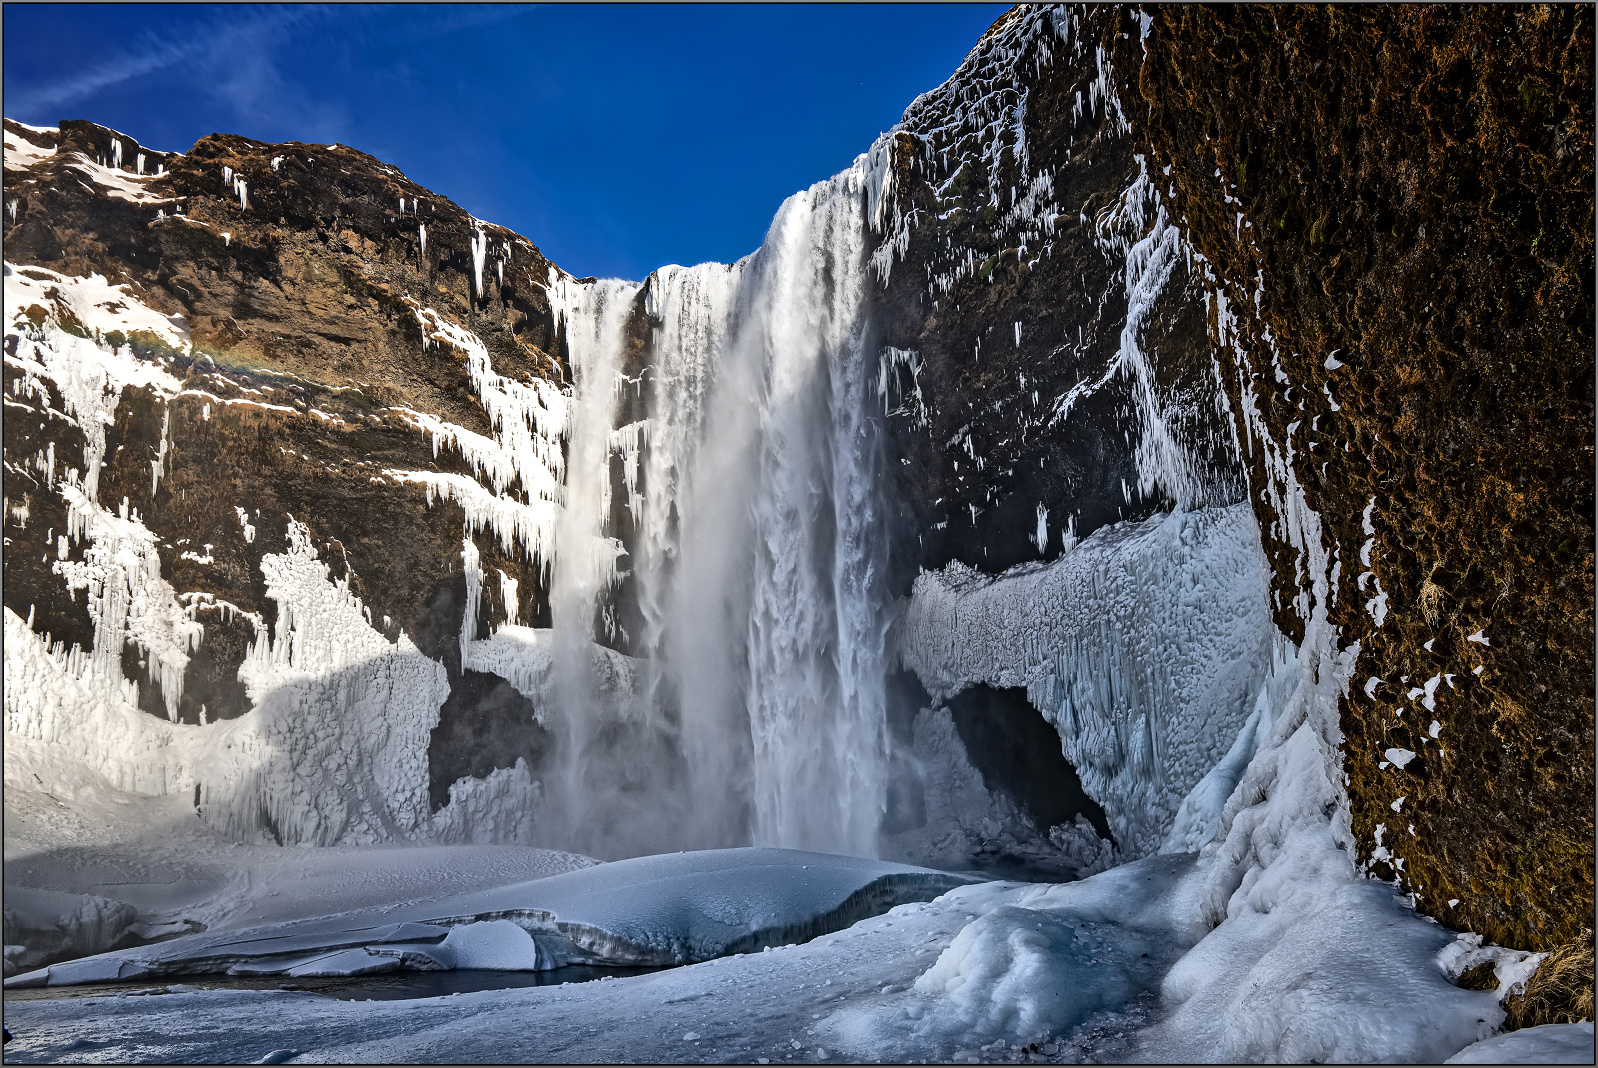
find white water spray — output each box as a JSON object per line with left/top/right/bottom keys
{"left": 541, "top": 146, "right": 898, "bottom": 858}
{"left": 542, "top": 274, "right": 643, "bottom": 853}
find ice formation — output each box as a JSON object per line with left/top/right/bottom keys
{"left": 6, "top": 849, "right": 970, "bottom": 984}
{"left": 897, "top": 505, "right": 1274, "bottom": 856}
{"left": 0, "top": 268, "right": 578, "bottom": 849}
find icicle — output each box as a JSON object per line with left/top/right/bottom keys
{"left": 461, "top": 537, "right": 482, "bottom": 666}
{"left": 470, "top": 224, "right": 488, "bottom": 298}
{"left": 150, "top": 405, "right": 171, "bottom": 496}
{"left": 497, "top": 569, "right": 519, "bottom": 628}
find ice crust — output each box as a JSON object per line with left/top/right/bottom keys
{"left": 1446, "top": 1023, "right": 1596, "bottom": 1064}
{"left": 897, "top": 503, "right": 1274, "bottom": 857}
{"left": 6, "top": 848, "right": 970, "bottom": 984}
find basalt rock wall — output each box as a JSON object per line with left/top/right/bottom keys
{"left": 3, "top": 117, "right": 571, "bottom": 780}
{"left": 867, "top": 7, "right": 1243, "bottom": 591}
{"left": 1106, "top": 4, "right": 1594, "bottom": 960}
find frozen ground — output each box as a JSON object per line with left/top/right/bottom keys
{"left": 7, "top": 849, "right": 971, "bottom": 984}
{"left": 3, "top": 852, "right": 1563, "bottom": 1065}
{"left": 4, "top": 734, "right": 595, "bottom": 974}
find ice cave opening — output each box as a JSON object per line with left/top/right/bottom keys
{"left": 945, "top": 684, "right": 1114, "bottom": 852}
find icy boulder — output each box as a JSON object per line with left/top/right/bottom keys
{"left": 911, "top": 905, "right": 1146, "bottom": 1037}
{"left": 5, "top": 848, "right": 972, "bottom": 985}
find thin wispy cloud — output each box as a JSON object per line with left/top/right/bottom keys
{"left": 388, "top": 5, "right": 534, "bottom": 44}
{"left": 9, "top": 5, "right": 535, "bottom": 148}
{"left": 10, "top": 6, "right": 329, "bottom": 115}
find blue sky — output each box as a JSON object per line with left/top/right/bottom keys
{"left": 4, "top": 4, "right": 1007, "bottom": 279}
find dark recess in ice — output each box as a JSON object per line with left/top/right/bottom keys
{"left": 428, "top": 670, "right": 551, "bottom": 812}
{"left": 946, "top": 683, "right": 1114, "bottom": 846}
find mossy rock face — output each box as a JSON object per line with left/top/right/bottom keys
{"left": 1110, "top": 3, "right": 1593, "bottom": 969}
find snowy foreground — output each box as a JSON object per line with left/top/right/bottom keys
{"left": 6, "top": 849, "right": 971, "bottom": 982}
{"left": 5, "top": 845, "right": 1589, "bottom": 1065}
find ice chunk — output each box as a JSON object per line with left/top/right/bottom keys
{"left": 1445, "top": 1022, "right": 1594, "bottom": 1064}
{"left": 912, "top": 905, "right": 1138, "bottom": 1039}
{"left": 1385, "top": 748, "right": 1417, "bottom": 770}
{"left": 285, "top": 948, "right": 401, "bottom": 978}
{"left": 435, "top": 919, "right": 558, "bottom": 970}
{"left": 36, "top": 955, "right": 151, "bottom": 985}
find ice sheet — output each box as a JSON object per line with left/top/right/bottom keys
{"left": 6, "top": 848, "right": 971, "bottom": 985}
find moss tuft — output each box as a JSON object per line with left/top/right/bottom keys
{"left": 1506, "top": 931, "right": 1596, "bottom": 1028}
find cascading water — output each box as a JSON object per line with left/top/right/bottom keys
{"left": 541, "top": 147, "right": 898, "bottom": 859}
{"left": 542, "top": 274, "right": 647, "bottom": 854}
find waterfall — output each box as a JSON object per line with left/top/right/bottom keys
{"left": 543, "top": 148, "right": 896, "bottom": 858}
{"left": 543, "top": 275, "right": 644, "bottom": 854}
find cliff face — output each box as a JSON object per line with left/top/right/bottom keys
{"left": 866, "top": 7, "right": 1241, "bottom": 590}
{"left": 1104, "top": 5, "right": 1593, "bottom": 963}
{"left": 4, "top": 118, "right": 577, "bottom": 823}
